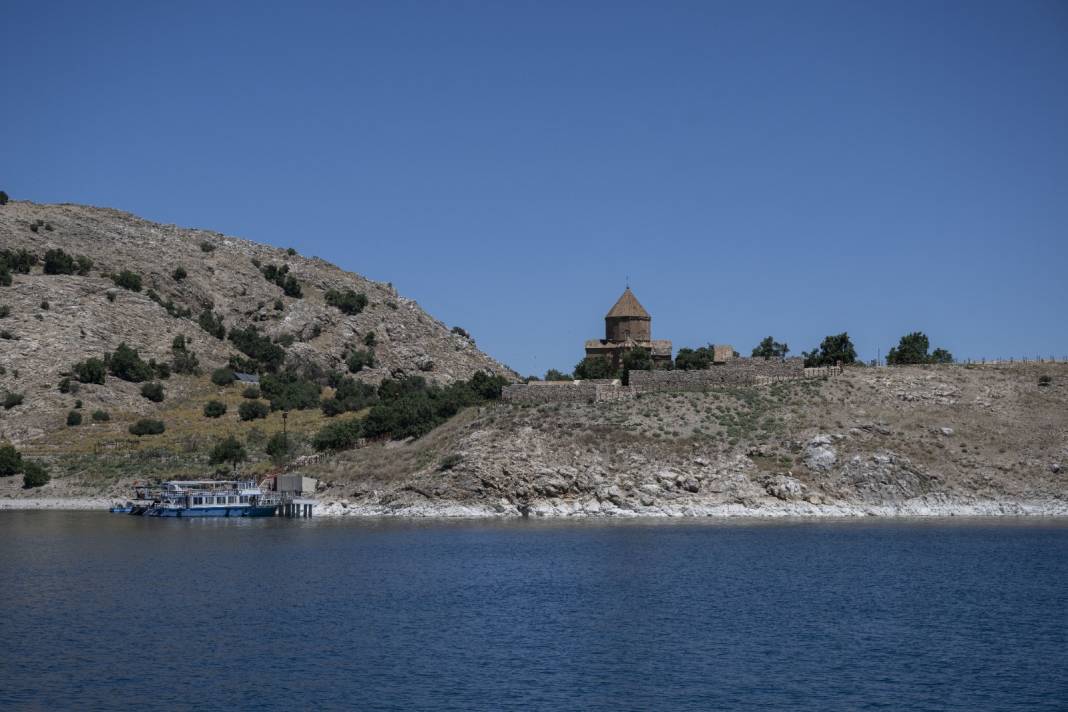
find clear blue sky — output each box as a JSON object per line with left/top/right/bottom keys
{"left": 4, "top": 1, "right": 1067, "bottom": 375}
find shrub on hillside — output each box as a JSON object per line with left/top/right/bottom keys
{"left": 0, "top": 443, "right": 24, "bottom": 475}
{"left": 313, "top": 416, "right": 363, "bottom": 451}
{"left": 198, "top": 309, "right": 226, "bottom": 340}
{"left": 211, "top": 367, "right": 236, "bottom": 386}
{"left": 0, "top": 305, "right": 9, "bottom": 318}
{"left": 91, "top": 410, "right": 110, "bottom": 422}
{"left": 260, "top": 263, "right": 302, "bottom": 298}
{"left": 3, "top": 391, "right": 24, "bottom": 409}
{"left": 346, "top": 349, "right": 375, "bottom": 373}
{"left": 238, "top": 400, "right": 269, "bottom": 421}
{"left": 172, "top": 266, "right": 187, "bottom": 281}
{"left": 0, "top": 191, "right": 8, "bottom": 205}
{"left": 66, "top": 410, "right": 82, "bottom": 426}
{"left": 203, "top": 400, "right": 227, "bottom": 418}
{"left": 242, "top": 386, "right": 261, "bottom": 399}
{"left": 324, "top": 289, "right": 368, "bottom": 315}
{"left": 439, "top": 454, "right": 462, "bottom": 471}
{"left": 451, "top": 326, "right": 471, "bottom": 340}
{"left": 22, "top": 460, "right": 50, "bottom": 489}
{"left": 363, "top": 331, "right": 376, "bottom": 347}
{"left": 73, "top": 357, "right": 107, "bottom": 384}
{"left": 140, "top": 382, "right": 165, "bottom": 402}
{"left": 43, "top": 249, "right": 75, "bottom": 275}
{"left": 129, "top": 419, "right": 165, "bottom": 436}
{"left": 112, "top": 270, "right": 142, "bottom": 292}
{"left": 1039, "top": 375, "right": 1053, "bottom": 387}
{"left": 228, "top": 326, "right": 286, "bottom": 372}
{"left": 259, "top": 372, "right": 320, "bottom": 411}
{"left": 108, "top": 343, "right": 155, "bottom": 382}
{"left": 200, "top": 241, "right": 216, "bottom": 253}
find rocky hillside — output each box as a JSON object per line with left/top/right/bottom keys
{"left": 303, "top": 362, "right": 1068, "bottom": 516}
{"left": 0, "top": 200, "right": 513, "bottom": 445}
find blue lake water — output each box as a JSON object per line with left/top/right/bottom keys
{"left": 1, "top": 512, "right": 1066, "bottom": 711}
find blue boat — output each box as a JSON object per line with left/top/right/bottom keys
{"left": 112, "top": 479, "right": 281, "bottom": 518}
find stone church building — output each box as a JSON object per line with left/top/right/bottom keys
{"left": 584, "top": 288, "right": 673, "bottom": 368}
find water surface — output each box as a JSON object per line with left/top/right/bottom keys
{"left": 1, "top": 513, "right": 1066, "bottom": 710}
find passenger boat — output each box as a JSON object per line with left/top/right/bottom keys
{"left": 111, "top": 479, "right": 281, "bottom": 517}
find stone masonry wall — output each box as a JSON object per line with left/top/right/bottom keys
{"left": 628, "top": 358, "right": 804, "bottom": 392}
{"left": 503, "top": 359, "right": 816, "bottom": 405}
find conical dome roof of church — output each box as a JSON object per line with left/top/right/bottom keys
{"left": 605, "top": 287, "right": 650, "bottom": 319}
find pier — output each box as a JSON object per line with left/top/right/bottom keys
{"left": 277, "top": 497, "right": 316, "bottom": 518}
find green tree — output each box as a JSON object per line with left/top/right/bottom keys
{"left": 324, "top": 289, "right": 368, "bottom": 315}
{"left": 346, "top": 349, "right": 375, "bottom": 373}
{"left": 109, "top": 343, "right": 155, "bottom": 382}
{"left": 112, "top": 270, "right": 142, "bottom": 292}
{"left": 751, "top": 336, "right": 789, "bottom": 360}
{"left": 43, "top": 249, "right": 77, "bottom": 275}
{"left": 129, "top": 419, "right": 165, "bottom": 436}
{"left": 313, "top": 416, "right": 363, "bottom": 451}
{"left": 544, "top": 368, "right": 572, "bottom": 381}
{"left": 140, "top": 382, "right": 165, "bottom": 402}
{"left": 265, "top": 432, "right": 294, "bottom": 465}
{"left": 211, "top": 367, "right": 236, "bottom": 386}
{"left": 802, "top": 332, "right": 857, "bottom": 367}
{"left": 573, "top": 356, "right": 618, "bottom": 380}
{"left": 675, "top": 346, "right": 713, "bottom": 370}
{"left": 238, "top": 400, "right": 269, "bottom": 421}
{"left": 0, "top": 443, "right": 24, "bottom": 475}
{"left": 198, "top": 309, "right": 226, "bottom": 339}
{"left": 66, "top": 410, "right": 83, "bottom": 426}
{"left": 22, "top": 460, "right": 50, "bottom": 489}
{"left": 886, "top": 332, "right": 954, "bottom": 365}
{"left": 203, "top": 400, "right": 227, "bottom": 418}
{"left": 620, "top": 347, "right": 652, "bottom": 385}
{"left": 209, "top": 435, "right": 248, "bottom": 473}
{"left": 73, "top": 358, "right": 107, "bottom": 384}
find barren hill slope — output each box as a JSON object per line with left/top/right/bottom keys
{"left": 0, "top": 200, "right": 513, "bottom": 445}
{"left": 303, "top": 362, "right": 1068, "bottom": 516}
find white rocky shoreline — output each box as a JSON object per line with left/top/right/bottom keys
{"left": 6, "top": 496, "right": 1065, "bottom": 519}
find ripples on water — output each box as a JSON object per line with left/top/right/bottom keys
{"left": 1, "top": 513, "right": 1066, "bottom": 711}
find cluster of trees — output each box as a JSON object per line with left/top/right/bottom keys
{"left": 752, "top": 336, "right": 789, "bottom": 360}
{"left": 43, "top": 249, "right": 93, "bottom": 276}
{"left": 260, "top": 263, "right": 302, "bottom": 298}
{"left": 0, "top": 443, "right": 50, "bottom": 488}
{"left": 1, "top": 248, "right": 37, "bottom": 285}
{"left": 312, "top": 371, "right": 508, "bottom": 450}
{"left": 198, "top": 309, "right": 226, "bottom": 340}
{"left": 572, "top": 347, "right": 652, "bottom": 384}
{"left": 324, "top": 288, "right": 368, "bottom": 315}
{"left": 675, "top": 346, "right": 715, "bottom": 370}
{"left": 886, "top": 332, "right": 953, "bottom": 365}
{"left": 227, "top": 325, "right": 286, "bottom": 372}
{"left": 71, "top": 343, "right": 171, "bottom": 386}
{"left": 802, "top": 333, "right": 857, "bottom": 367}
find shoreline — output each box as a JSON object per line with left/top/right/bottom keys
{"left": 3, "top": 496, "right": 1067, "bottom": 518}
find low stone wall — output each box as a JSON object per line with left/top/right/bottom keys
{"left": 502, "top": 382, "right": 636, "bottom": 405}
{"left": 628, "top": 358, "right": 805, "bottom": 391}
{"left": 502, "top": 359, "right": 830, "bottom": 405}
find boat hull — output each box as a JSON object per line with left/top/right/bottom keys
{"left": 146, "top": 505, "right": 278, "bottom": 518}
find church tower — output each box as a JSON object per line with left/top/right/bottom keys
{"left": 604, "top": 287, "right": 651, "bottom": 342}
